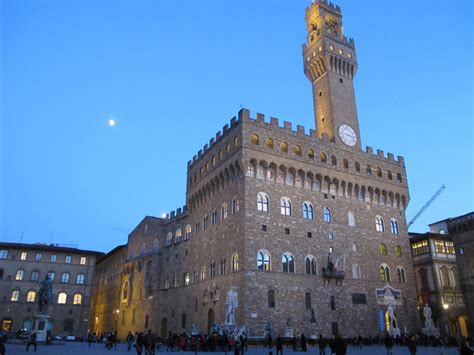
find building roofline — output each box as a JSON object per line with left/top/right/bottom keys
{"left": 96, "top": 244, "right": 127, "bottom": 264}
{"left": 0, "top": 242, "right": 104, "bottom": 256}
{"left": 428, "top": 212, "right": 474, "bottom": 226}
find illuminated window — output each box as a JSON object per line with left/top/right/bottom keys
{"left": 175, "top": 229, "right": 182, "bottom": 243}
{"left": 411, "top": 240, "right": 429, "bottom": 256}
{"left": 380, "top": 243, "right": 387, "bottom": 256}
{"left": 257, "top": 250, "right": 270, "bottom": 271}
{"left": 280, "top": 197, "right": 292, "bottom": 216}
{"left": 434, "top": 240, "right": 446, "bottom": 253}
{"left": 221, "top": 203, "right": 228, "bottom": 220}
{"left": 266, "top": 138, "right": 274, "bottom": 149}
{"left": 15, "top": 269, "right": 24, "bottom": 281}
{"left": 294, "top": 145, "right": 302, "bottom": 156}
{"left": 76, "top": 274, "right": 85, "bottom": 284}
{"left": 379, "top": 264, "right": 391, "bottom": 282}
{"left": 73, "top": 294, "right": 82, "bottom": 305}
{"left": 219, "top": 150, "right": 223, "bottom": 160}
{"left": 27, "top": 291, "right": 36, "bottom": 303}
{"left": 226, "top": 143, "right": 231, "bottom": 154}
{"left": 232, "top": 254, "right": 239, "bottom": 272}
{"left": 11, "top": 290, "right": 20, "bottom": 302}
{"left": 212, "top": 156, "right": 216, "bottom": 166}
{"left": 445, "top": 241, "right": 455, "bottom": 254}
{"left": 282, "top": 253, "right": 295, "bottom": 273}
{"left": 303, "top": 202, "right": 314, "bottom": 220}
{"left": 61, "top": 272, "right": 70, "bottom": 283}
{"left": 395, "top": 246, "right": 402, "bottom": 257}
{"left": 375, "top": 216, "right": 385, "bottom": 232}
{"left": 20, "top": 252, "right": 27, "bottom": 260}
{"left": 280, "top": 142, "right": 288, "bottom": 153}
{"left": 257, "top": 192, "right": 269, "bottom": 212}
{"left": 185, "top": 225, "right": 192, "bottom": 240}
{"left": 307, "top": 148, "right": 315, "bottom": 159}
{"left": 57, "top": 292, "right": 67, "bottom": 304}
{"left": 80, "top": 257, "right": 87, "bottom": 265}
{"left": 251, "top": 133, "right": 259, "bottom": 145}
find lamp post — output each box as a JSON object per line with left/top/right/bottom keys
{"left": 442, "top": 304, "right": 450, "bottom": 337}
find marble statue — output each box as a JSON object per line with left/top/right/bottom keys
{"left": 423, "top": 303, "right": 434, "bottom": 328}
{"left": 388, "top": 304, "right": 399, "bottom": 330}
{"left": 225, "top": 287, "right": 238, "bottom": 325}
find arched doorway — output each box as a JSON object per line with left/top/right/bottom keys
{"left": 161, "top": 317, "right": 168, "bottom": 339}
{"left": 22, "top": 319, "right": 33, "bottom": 331}
{"left": 1, "top": 317, "right": 12, "bottom": 332}
{"left": 207, "top": 309, "right": 215, "bottom": 333}
{"left": 459, "top": 316, "right": 469, "bottom": 338}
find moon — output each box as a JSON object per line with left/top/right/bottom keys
{"left": 108, "top": 118, "right": 116, "bottom": 127}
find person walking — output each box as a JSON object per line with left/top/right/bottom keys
{"left": 267, "top": 333, "right": 273, "bottom": 349}
{"left": 333, "top": 336, "right": 346, "bottom": 355}
{"left": 276, "top": 335, "right": 283, "bottom": 355}
{"left": 25, "top": 331, "right": 37, "bottom": 352}
{"left": 301, "top": 334, "right": 307, "bottom": 352}
{"left": 0, "top": 330, "right": 7, "bottom": 355}
{"left": 407, "top": 335, "right": 417, "bottom": 355}
{"left": 144, "top": 330, "right": 156, "bottom": 355}
{"left": 127, "top": 331, "right": 134, "bottom": 351}
{"left": 88, "top": 331, "right": 93, "bottom": 348}
{"left": 384, "top": 333, "right": 393, "bottom": 355}
{"left": 135, "top": 332, "right": 144, "bottom": 355}
{"left": 318, "top": 335, "right": 327, "bottom": 355}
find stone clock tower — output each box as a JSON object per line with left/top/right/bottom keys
{"left": 303, "top": 0, "right": 361, "bottom": 149}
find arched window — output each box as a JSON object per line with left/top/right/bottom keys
{"left": 268, "top": 290, "right": 275, "bottom": 308}
{"left": 282, "top": 253, "right": 295, "bottom": 273}
{"left": 185, "top": 225, "right": 192, "bottom": 240}
{"left": 266, "top": 138, "right": 274, "bottom": 149}
{"left": 331, "top": 155, "right": 337, "bottom": 166}
{"left": 305, "top": 292, "right": 312, "bottom": 309}
{"left": 57, "top": 292, "right": 67, "bottom": 304}
{"left": 76, "top": 274, "right": 85, "bottom": 284}
{"left": 122, "top": 281, "right": 129, "bottom": 301}
{"left": 379, "top": 264, "right": 391, "bottom": 282}
{"left": 203, "top": 215, "right": 209, "bottom": 230}
{"left": 303, "top": 202, "right": 314, "bottom": 220}
{"left": 47, "top": 271, "right": 55, "bottom": 281}
{"left": 175, "top": 229, "right": 182, "bottom": 243}
{"left": 280, "top": 142, "right": 288, "bottom": 153}
{"left": 280, "top": 197, "right": 292, "bottom": 216}
{"left": 352, "top": 264, "right": 362, "bottom": 279}
{"left": 294, "top": 145, "right": 302, "bottom": 156}
{"left": 305, "top": 256, "right": 317, "bottom": 275}
{"left": 390, "top": 219, "right": 399, "bottom": 234}
{"left": 153, "top": 238, "right": 160, "bottom": 252}
{"left": 343, "top": 159, "right": 349, "bottom": 169}
{"left": 376, "top": 167, "right": 382, "bottom": 177}
{"left": 320, "top": 152, "right": 327, "bottom": 162}
{"left": 26, "top": 291, "right": 36, "bottom": 303}
{"left": 397, "top": 173, "right": 402, "bottom": 182}
{"left": 166, "top": 232, "right": 173, "bottom": 246}
{"left": 380, "top": 243, "right": 387, "bottom": 256}
{"left": 30, "top": 270, "right": 40, "bottom": 282}
{"left": 73, "top": 293, "right": 82, "bottom": 305}
{"left": 163, "top": 277, "right": 170, "bottom": 290}
{"left": 395, "top": 245, "right": 402, "bottom": 257}
{"left": 352, "top": 242, "right": 358, "bottom": 252}
{"left": 387, "top": 170, "right": 393, "bottom": 180}
{"left": 231, "top": 254, "right": 239, "bottom": 272}
{"left": 10, "top": 290, "right": 20, "bottom": 302}
{"left": 396, "top": 266, "right": 406, "bottom": 283}
{"left": 15, "top": 269, "right": 24, "bottom": 281}
{"left": 200, "top": 265, "right": 207, "bottom": 281}
{"left": 211, "top": 210, "right": 217, "bottom": 225}
{"left": 221, "top": 203, "right": 228, "bottom": 220}
{"left": 232, "top": 197, "right": 239, "bottom": 214}
{"left": 440, "top": 266, "right": 452, "bottom": 287}
{"left": 355, "top": 162, "right": 360, "bottom": 172}
{"left": 307, "top": 148, "right": 315, "bottom": 159}
{"left": 61, "top": 272, "right": 70, "bottom": 283}
{"left": 140, "top": 242, "right": 146, "bottom": 255}
{"left": 323, "top": 207, "right": 331, "bottom": 223}
{"left": 257, "top": 250, "right": 270, "bottom": 271}
{"left": 375, "top": 216, "right": 385, "bottom": 232}
{"left": 348, "top": 211, "right": 356, "bottom": 227}
{"left": 251, "top": 133, "right": 259, "bottom": 145}
{"left": 366, "top": 165, "right": 372, "bottom": 175}
{"left": 257, "top": 192, "right": 269, "bottom": 212}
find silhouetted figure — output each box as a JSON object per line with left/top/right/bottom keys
{"left": 0, "top": 330, "right": 7, "bottom": 355}
{"left": 318, "top": 335, "right": 328, "bottom": 355}
{"left": 267, "top": 334, "right": 273, "bottom": 349}
{"left": 127, "top": 331, "right": 134, "bottom": 351}
{"left": 301, "top": 334, "right": 307, "bottom": 352}
{"left": 384, "top": 334, "right": 393, "bottom": 355}
{"left": 135, "top": 332, "right": 144, "bottom": 355}
{"left": 276, "top": 335, "right": 283, "bottom": 355}
{"left": 333, "top": 336, "right": 346, "bottom": 355}
{"left": 25, "top": 331, "right": 37, "bottom": 352}
{"left": 407, "top": 335, "right": 417, "bottom": 355}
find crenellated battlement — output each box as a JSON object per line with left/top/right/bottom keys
{"left": 240, "top": 108, "right": 405, "bottom": 167}
{"left": 162, "top": 205, "right": 188, "bottom": 221}
{"left": 306, "top": 0, "right": 341, "bottom": 16}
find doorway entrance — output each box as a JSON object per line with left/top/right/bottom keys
{"left": 161, "top": 317, "right": 168, "bottom": 339}
{"left": 207, "top": 309, "right": 215, "bottom": 333}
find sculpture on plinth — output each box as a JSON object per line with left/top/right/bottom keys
{"left": 225, "top": 287, "right": 238, "bottom": 325}
{"left": 422, "top": 303, "right": 439, "bottom": 336}
{"left": 37, "top": 275, "right": 53, "bottom": 314}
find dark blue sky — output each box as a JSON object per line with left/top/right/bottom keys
{"left": 1, "top": 0, "right": 472, "bottom": 252}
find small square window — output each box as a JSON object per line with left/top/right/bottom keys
{"left": 324, "top": 194, "right": 328, "bottom": 199}
{"left": 80, "top": 257, "right": 87, "bottom": 265}
{"left": 65, "top": 255, "right": 72, "bottom": 264}
{"left": 329, "top": 233, "right": 334, "bottom": 240}
{"left": 307, "top": 232, "right": 312, "bottom": 238}
{"left": 261, "top": 224, "right": 267, "bottom": 232}
{"left": 51, "top": 254, "right": 57, "bottom": 263}
{"left": 20, "top": 252, "right": 27, "bottom": 260}
{"left": 35, "top": 253, "right": 42, "bottom": 262}
{"left": 285, "top": 228, "right": 290, "bottom": 235}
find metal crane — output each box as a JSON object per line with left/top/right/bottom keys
{"left": 407, "top": 184, "right": 446, "bottom": 229}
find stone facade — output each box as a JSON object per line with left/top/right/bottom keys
{"left": 0, "top": 242, "right": 103, "bottom": 337}
{"left": 409, "top": 232, "right": 469, "bottom": 337}
{"left": 90, "top": 0, "right": 420, "bottom": 340}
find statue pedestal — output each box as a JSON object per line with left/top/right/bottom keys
{"left": 422, "top": 325, "right": 439, "bottom": 337}
{"left": 389, "top": 326, "right": 401, "bottom": 337}
{"left": 32, "top": 314, "right": 51, "bottom": 342}
{"left": 284, "top": 327, "right": 294, "bottom": 338}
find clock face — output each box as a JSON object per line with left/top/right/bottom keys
{"left": 338, "top": 124, "right": 357, "bottom": 147}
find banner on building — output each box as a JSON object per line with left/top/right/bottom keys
{"left": 375, "top": 284, "right": 402, "bottom": 305}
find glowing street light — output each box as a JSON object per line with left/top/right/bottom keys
{"left": 443, "top": 304, "right": 449, "bottom": 310}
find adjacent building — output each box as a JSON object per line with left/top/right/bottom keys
{"left": 90, "top": 0, "right": 420, "bottom": 339}
{"left": 0, "top": 242, "right": 103, "bottom": 337}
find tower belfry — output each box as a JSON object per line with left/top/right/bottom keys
{"left": 303, "top": 0, "right": 361, "bottom": 149}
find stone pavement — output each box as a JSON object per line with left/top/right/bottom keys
{"left": 5, "top": 342, "right": 460, "bottom": 355}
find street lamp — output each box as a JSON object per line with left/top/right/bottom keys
{"left": 442, "top": 304, "right": 450, "bottom": 336}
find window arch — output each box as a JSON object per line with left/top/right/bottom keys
{"left": 232, "top": 197, "right": 239, "bottom": 214}
{"left": 376, "top": 167, "right": 382, "bottom": 177}
{"left": 11, "top": 290, "right": 20, "bottom": 302}
{"left": 153, "top": 238, "right": 160, "bottom": 252}
{"left": 200, "top": 265, "right": 207, "bottom": 281}
{"left": 61, "top": 272, "right": 70, "bottom": 283}
{"left": 303, "top": 202, "right": 314, "bottom": 220}
{"left": 390, "top": 219, "right": 399, "bottom": 234}
{"left": 26, "top": 291, "right": 36, "bottom": 303}
{"left": 185, "top": 225, "right": 192, "bottom": 239}
{"left": 282, "top": 253, "right": 295, "bottom": 273}
{"left": 348, "top": 211, "right": 356, "bottom": 227}
{"left": 257, "top": 192, "right": 269, "bottom": 212}
{"left": 395, "top": 245, "right": 402, "bottom": 257}
{"left": 387, "top": 170, "right": 393, "bottom": 180}
{"left": 280, "top": 142, "right": 288, "bottom": 153}
{"left": 375, "top": 216, "right": 385, "bottom": 232}
{"left": 76, "top": 273, "right": 85, "bottom": 284}
{"left": 122, "top": 281, "right": 129, "bottom": 301}
{"left": 307, "top": 148, "right": 315, "bottom": 159}
{"left": 352, "top": 242, "right": 358, "bottom": 252}
{"left": 380, "top": 243, "right": 387, "bottom": 256}
{"left": 280, "top": 197, "right": 292, "bottom": 216}
{"left": 397, "top": 173, "right": 402, "bottom": 182}
{"left": 305, "top": 256, "right": 317, "bottom": 275}
{"left": 140, "top": 242, "right": 146, "bottom": 255}
{"left": 221, "top": 203, "right": 228, "bottom": 220}
{"left": 355, "top": 162, "right": 360, "bottom": 172}
{"left": 305, "top": 292, "right": 312, "bottom": 310}
{"left": 15, "top": 269, "right": 24, "bottom": 281}
{"left": 268, "top": 289, "right": 275, "bottom": 308}
{"left": 57, "top": 292, "right": 67, "bottom": 304}
{"left": 175, "top": 228, "right": 182, "bottom": 243}
{"left": 266, "top": 138, "right": 274, "bottom": 149}
{"left": 30, "top": 270, "right": 40, "bottom": 282}
{"left": 379, "top": 264, "right": 391, "bottom": 282}
{"left": 73, "top": 293, "right": 82, "bottom": 305}
{"left": 323, "top": 207, "right": 332, "bottom": 223}
{"left": 343, "top": 159, "right": 349, "bottom": 169}
{"left": 294, "top": 145, "right": 302, "bottom": 156}
{"left": 231, "top": 254, "right": 239, "bottom": 272}
{"left": 211, "top": 209, "right": 217, "bottom": 225}
{"left": 166, "top": 232, "right": 173, "bottom": 246}
{"left": 331, "top": 155, "right": 337, "bottom": 166}
{"left": 251, "top": 133, "right": 259, "bottom": 145}
{"left": 366, "top": 165, "right": 372, "bottom": 175}
{"left": 257, "top": 250, "right": 270, "bottom": 271}
{"left": 396, "top": 266, "right": 406, "bottom": 283}
{"left": 352, "top": 264, "right": 362, "bottom": 279}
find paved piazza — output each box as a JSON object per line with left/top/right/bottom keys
{"left": 5, "top": 342, "right": 460, "bottom": 355}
